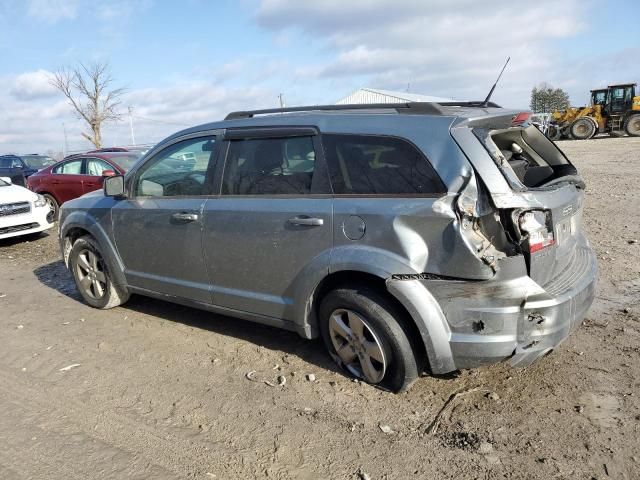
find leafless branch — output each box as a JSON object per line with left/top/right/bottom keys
{"left": 49, "top": 61, "right": 125, "bottom": 148}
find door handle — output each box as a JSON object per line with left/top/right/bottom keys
{"left": 288, "top": 216, "right": 324, "bottom": 226}
{"left": 171, "top": 212, "right": 199, "bottom": 222}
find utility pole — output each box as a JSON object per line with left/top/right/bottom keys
{"left": 278, "top": 93, "right": 285, "bottom": 108}
{"left": 62, "top": 122, "right": 69, "bottom": 157}
{"left": 128, "top": 106, "right": 136, "bottom": 146}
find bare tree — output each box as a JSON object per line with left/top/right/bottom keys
{"left": 50, "top": 62, "right": 125, "bottom": 148}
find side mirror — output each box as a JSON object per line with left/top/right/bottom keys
{"left": 102, "top": 169, "right": 116, "bottom": 177}
{"left": 104, "top": 175, "right": 126, "bottom": 197}
{"left": 0, "top": 176, "right": 12, "bottom": 184}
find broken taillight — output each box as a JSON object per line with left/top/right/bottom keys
{"left": 511, "top": 112, "right": 531, "bottom": 126}
{"left": 519, "top": 210, "right": 555, "bottom": 253}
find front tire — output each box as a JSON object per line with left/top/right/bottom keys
{"left": 319, "top": 287, "right": 420, "bottom": 393}
{"left": 43, "top": 194, "right": 58, "bottom": 223}
{"left": 570, "top": 117, "right": 596, "bottom": 140}
{"left": 69, "top": 236, "right": 128, "bottom": 309}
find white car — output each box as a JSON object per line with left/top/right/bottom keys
{"left": 0, "top": 176, "right": 53, "bottom": 240}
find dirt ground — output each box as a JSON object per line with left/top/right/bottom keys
{"left": 1, "top": 137, "right": 639, "bottom": 480}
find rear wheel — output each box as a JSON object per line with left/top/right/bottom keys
{"left": 69, "top": 236, "right": 129, "bottom": 309}
{"left": 319, "top": 287, "right": 420, "bottom": 392}
{"left": 43, "top": 194, "right": 58, "bottom": 223}
{"left": 570, "top": 117, "right": 596, "bottom": 140}
{"left": 625, "top": 114, "right": 640, "bottom": 137}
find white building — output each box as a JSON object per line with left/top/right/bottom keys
{"left": 336, "top": 88, "right": 453, "bottom": 105}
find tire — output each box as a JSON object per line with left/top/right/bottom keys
{"left": 586, "top": 117, "right": 599, "bottom": 139}
{"left": 319, "top": 287, "right": 420, "bottom": 393}
{"left": 625, "top": 114, "right": 640, "bottom": 137}
{"left": 547, "top": 125, "right": 562, "bottom": 141}
{"left": 570, "top": 117, "right": 596, "bottom": 140}
{"left": 42, "top": 194, "right": 59, "bottom": 223}
{"left": 68, "top": 235, "right": 129, "bottom": 309}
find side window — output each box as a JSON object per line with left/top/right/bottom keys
{"left": 135, "top": 136, "right": 217, "bottom": 197}
{"left": 86, "top": 158, "right": 114, "bottom": 176}
{"left": 222, "top": 136, "right": 316, "bottom": 195}
{"left": 53, "top": 159, "right": 83, "bottom": 174}
{"left": 11, "top": 158, "right": 23, "bottom": 168}
{"left": 323, "top": 134, "right": 446, "bottom": 195}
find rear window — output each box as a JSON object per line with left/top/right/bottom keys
{"left": 21, "top": 155, "right": 55, "bottom": 169}
{"left": 480, "top": 125, "right": 577, "bottom": 189}
{"left": 109, "top": 154, "right": 141, "bottom": 172}
{"left": 322, "top": 134, "right": 446, "bottom": 195}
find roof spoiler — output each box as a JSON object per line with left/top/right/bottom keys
{"left": 225, "top": 101, "right": 502, "bottom": 120}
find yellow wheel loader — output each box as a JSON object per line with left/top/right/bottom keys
{"left": 547, "top": 83, "right": 640, "bottom": 140}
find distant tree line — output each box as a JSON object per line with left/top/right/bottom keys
{"left": 530, "top": 83, "right": 570, "bottom": 113}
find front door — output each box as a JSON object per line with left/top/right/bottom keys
{"left": 112, "top": 133, "right": 220, "bottom": 303}
{"left": 202, "top": 131, "right": 332, "bottom": 320}
{"left": 81, "top": 157, "right": 113, "bottom": 194}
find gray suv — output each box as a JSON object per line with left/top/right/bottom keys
{"left": 59, "top": 102, "right": 597, "bottom": 392}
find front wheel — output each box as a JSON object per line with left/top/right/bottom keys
{"left": 43, "top": 194, "right": 58, "bottom": 223}
{"left": 570, "top": 118, "right": 596, "bottom": 140}
{"left": 69, "top": 236, "right": 129, "bottom": 309}
{"left": 319, "top": 287, "right": 420, "bottom": 392}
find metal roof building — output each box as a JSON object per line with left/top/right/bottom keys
{"left": 336, "top": 88, "right": 453, "bottom": 104}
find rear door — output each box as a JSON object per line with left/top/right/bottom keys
{"left": 201, "top": 128, "right": 332, "bottom": 319}
{"left": 112, "top": 133, "right": 220, "bottom": 303}
{"left": 50, "top": 158, "right": 85, "bottom": 203}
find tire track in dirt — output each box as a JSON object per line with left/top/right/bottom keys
{"left": 0, "top": 365, "right": 219, "bottom": 479}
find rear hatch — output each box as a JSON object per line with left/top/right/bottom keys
{"left": 451, "top": 111, "right": 586, "bottom": 287}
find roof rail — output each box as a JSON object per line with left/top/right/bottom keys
{"left": 225, "top": 102, "right": 446, "bottom": 120}
{"left": 437, "top": 101, "right": 502, "bottom": 108}
{"left": 225, "top": 101, "right": 502, "bottom": 120}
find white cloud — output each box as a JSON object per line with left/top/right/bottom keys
{"left": 10, "top": 69, "right": 57, "bottom": 100}
{"left": 26, "top": 0, "right": 79, "bottom": 23}
{"left": 0, "top": 68, "right": 278, "bottom": 154}
{"left": 254, "top": 0, "right": 599, "bottom": 106}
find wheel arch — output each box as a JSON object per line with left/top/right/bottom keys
{"left": 302, "top": 268, "right": 455, "bottom": 374}
{"left": 39, "top": 190, "right": 61, "bottom": 204}
{"left": 60, "top": 213, "right": 127, "bottom": 288}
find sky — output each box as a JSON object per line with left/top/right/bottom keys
{"left": 0, "top": 0, "right": 638, "bottom": 155}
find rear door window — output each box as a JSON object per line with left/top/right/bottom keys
{"left": 53, "top": 159, "right": 83, "bottom": 174}
{"left": 322, "top": 134, "right": 446, "bottom": 195}
{"left": 221, "top": 136, "right": 318, "bottom": 195}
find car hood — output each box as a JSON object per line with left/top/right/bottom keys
{"left": 0, "top": 184, "right": 37, "bottom": 204}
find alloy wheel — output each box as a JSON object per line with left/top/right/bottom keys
{"left": 328, "top": 308, "right": 387, "bottom": 383}
{"left": 44, "top": 196, "right": 57, "bottom": 223}
{"left": 75, "top": 249, "right": 107, "bottom": 300}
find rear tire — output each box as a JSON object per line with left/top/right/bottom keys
{"left": 319, "top": 287, "right": 420, "bottom": 393}
{"left": 570, "top": 118, "right": 596, "bottom": 140}
{"left": 69, "top": 236, "right": 129, "bottom": 309}
{"left": 625, "top": 114, "right": 640, "bottom": 137}
{"left": 43, "top": 194, "right": 58, "bottom": 223}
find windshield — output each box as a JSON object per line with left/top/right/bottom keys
{"left": 21, "top": 155, "right": 55, "bottom": 169}
{"left": 110, "top": 154, "right": 141, "bottom": 172}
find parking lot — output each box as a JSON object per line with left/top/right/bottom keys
{"left": 1, "top": 137, "right": 639, "bottom": 479}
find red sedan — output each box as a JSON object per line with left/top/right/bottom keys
{"left": 27, "top": 152, "right": 141, "bottom": 222}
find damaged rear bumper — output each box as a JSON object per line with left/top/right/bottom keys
{"left": 387, "top": 238, "right": 597, "bottom": 374}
